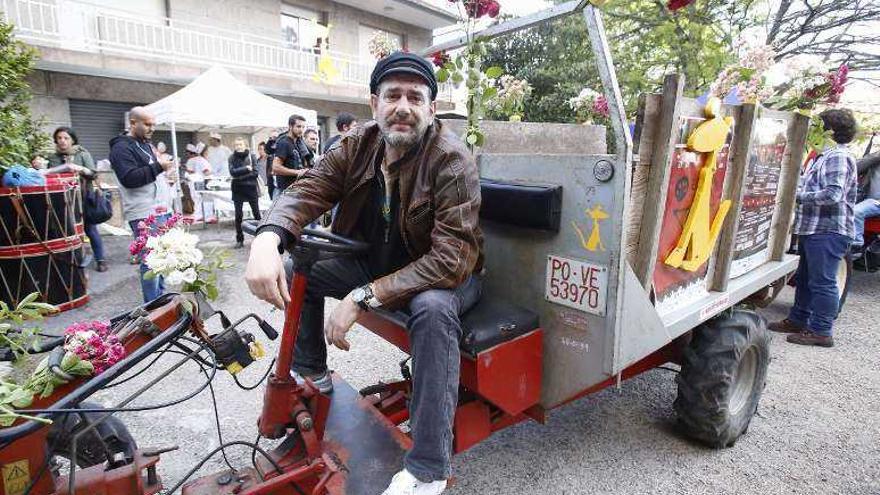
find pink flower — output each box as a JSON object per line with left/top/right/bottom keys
{"left": 485, "top": 0, "right": 500, "bottom": 17}
{"left": 431, "top": 51, "right": 451, "bottom": 68}
{"left": 463, "top": 0, "right": 500, "bottom": 18}
{"left": 667, "top": 0, "right": 695, "bottom": 11}
{"left": 826, "top": 64, "right": 848, "bottom": 104}
{"left": 592, "top": 95, "right": 610, "bottom": 119}
{"left": 63, "top": 320, "right": 126, "bottom": 375}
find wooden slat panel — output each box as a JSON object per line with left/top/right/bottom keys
{"left": 710, "top": 103, "right": 759, "bottom": 291}
{"left": 625, "top": 93, "right": 662, "bottom": 264}
{"left": 771, "top": 112, "right": 811, "bottom": 260}
{"left": 632, "top": 74, "right": 685, "bottom": 287}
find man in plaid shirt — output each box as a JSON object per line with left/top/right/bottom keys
{"left": 769, "top": 109, "right": 859, "bottom": 347}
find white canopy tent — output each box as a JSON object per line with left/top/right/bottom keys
{"left": 145, "top": 65, "right": 317, "bottom": 133}
{"left": 143, "top": 66, "right": 318, "bottom": 211}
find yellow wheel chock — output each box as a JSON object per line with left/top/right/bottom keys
{"left": 664, "top": 97, "right": 733, "bottom": 272}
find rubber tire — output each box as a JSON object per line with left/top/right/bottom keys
{"left": 46, "top": 402, "right": 138, "bottom": 468}
{"left": 674, "top": 309, "right": 770, "bottom": 448}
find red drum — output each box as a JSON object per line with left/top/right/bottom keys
{"left": 0, "top": 173, "right": 89, "bottom": 311}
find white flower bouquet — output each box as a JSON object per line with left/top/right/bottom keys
{"left": 143, "top": 225, "right": 229, "bottom": 300}
{"left": 568, "top": 87, "right": 609, "bottom": 124}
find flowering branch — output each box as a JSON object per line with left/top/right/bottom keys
{"left": 0, "top": 321, "right": 123, "bottom": 427}
{"left": 487, "top": 75, "right": 532, "bottom": 122}
{"left": 431, "top": 0, "right": 504, "bottom": 149}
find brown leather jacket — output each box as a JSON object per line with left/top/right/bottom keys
{"left": 261, "top": 119, "right": 483, "bottom": 307}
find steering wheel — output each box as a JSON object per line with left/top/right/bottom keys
{"left": 241, "top": 220, "right": 368, "bottom": 259}
{"left": 296, "top": 227, "right": 369, "bottom": 256}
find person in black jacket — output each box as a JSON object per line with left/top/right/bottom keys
{"left": 229, "top": 137, "right": 262, "bottom": 248}
{"left": 109, "top": 106, "right": 177, "bottom": 303}
{"left": 272, "top": 114, "right": 314, "bottom": 192}
{"left": 265, "top": 131, "right": 278, "bottom": 199}
{"left": 323, "top": 112, "right": 358, "bottom": 153}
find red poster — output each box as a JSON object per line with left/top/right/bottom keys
{"left": 653, "top": 116, "right": 733, "bottom": 306}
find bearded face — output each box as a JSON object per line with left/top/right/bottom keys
{"left": 371, "top": 75, "right": 435, "bottom": 149}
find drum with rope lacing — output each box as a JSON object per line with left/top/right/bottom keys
{"left": 0, "top": 173, "right": 89, "bottom": 311}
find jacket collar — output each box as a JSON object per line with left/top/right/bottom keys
{"left": 357, "top": 120, "right": 437, "bottom": 188}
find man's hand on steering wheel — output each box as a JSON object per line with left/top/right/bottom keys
{"left": 245, "top": 232, "right": 290, "bottom": 309}
{"left": 325, "top": 294, "right": 362, "bottom": 351}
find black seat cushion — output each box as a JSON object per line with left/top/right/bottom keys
{"left": 376, "top": 297, "right": 539, "bottom": 356}
{"left": 480, "top": 179, "right": 563, "bottom": 232}
{"left": 459, "top": 298, "right": 540, "bottom": 355}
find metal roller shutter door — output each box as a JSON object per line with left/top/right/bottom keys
{"left": 68, "top": 100, "right": 141, "bottom": 162}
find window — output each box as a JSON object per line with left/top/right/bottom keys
{"left": 280, "top": 5, "right": 325, "bottom": 49}
{"left": 358, "top": 25, "right": 403, "bottom": 62}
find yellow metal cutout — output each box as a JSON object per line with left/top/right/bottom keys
{"left": 664, "top": 97, "right": 733, "bottom": 271}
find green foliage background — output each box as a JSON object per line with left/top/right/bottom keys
{"left": 0, "top": 17, "right": 48, "bottom": 170}
{"left": 483, "top": 0, "right": 758, "bottom": 122}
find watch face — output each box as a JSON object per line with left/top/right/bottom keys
{"left": 352, "top": 288, "right": 366, "bottom": 302}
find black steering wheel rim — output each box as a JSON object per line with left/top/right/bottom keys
{"left": 296, "top": 227, "right": 369, "bottom": 254}
{"left": 241, "top": 219, "right": 369, "bottom": 255}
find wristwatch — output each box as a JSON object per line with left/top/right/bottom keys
{"left": 351, "top": 284, "right": 380, "bottom": 311}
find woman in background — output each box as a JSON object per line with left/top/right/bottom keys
{"left": 184, "top": 142, "right": 216, "bottom": 222}
{"left": 228, "top": 137, "right": 261, "bottom": 248}
{"left": 47, "top": 127, "right": 108, "bottom": 272}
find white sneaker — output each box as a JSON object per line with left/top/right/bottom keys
{"left": 381, "top": 469, "right": 447, "bottom": 495}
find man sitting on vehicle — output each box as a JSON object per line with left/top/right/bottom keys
{"left": 769, "top": 109, "right": 858, "bottom": 347}
{"left": 852, "top": 151, "right": 880, "bottom": 255}
{"left": 245, "top": 51, "right": 483, "bottom": 495}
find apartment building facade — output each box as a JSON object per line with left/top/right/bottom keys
{"left": 3, "top": 0, "right": 457, "bottom": 160}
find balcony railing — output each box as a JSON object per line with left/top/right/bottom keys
{"left": 2, "top": 0, "right": 376, "bottom": 88}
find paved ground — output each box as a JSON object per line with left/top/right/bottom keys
{"left": 20, "top": 225, "right": 880, "bottom": 494}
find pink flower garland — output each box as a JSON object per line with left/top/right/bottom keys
{"left": 63, "top": 321, "right": 126, "bottom": 375}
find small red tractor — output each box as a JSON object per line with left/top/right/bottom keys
{"left": 0, "top": 2, "right": 815, "bottom": 494}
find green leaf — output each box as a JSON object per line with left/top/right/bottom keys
{"left": 204, "top": 284, "right": 219, "bottom": 301}
{"left": 18, "top": 292, "right": 39, "bottom": 308}
{"left": 437, "top": 68, "right": 450, "bottom": 83}
{"left": 466, "top": 133, "right": 478, "bottom": 146}
{"left": 452, "top": 72, "right": 464, "bottom": 84}
{"left": 143, "top": 270, "right": 156, "bottom": 280}
{"left": 8, "top": 387, "right": 33, "bottom": 408}
{"left": 18, "top": 308, "right": 41, "bottom": 319}
{"left": 485, "top": 66, "right": 504, "bottom": 79}
{"left": 483, "top": 87, "right": 498, "bottom": 100}
{"left": 28, "top": 303, "right": 57, "bottom": 313}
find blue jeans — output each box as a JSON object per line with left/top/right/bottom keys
{"left": 83, "top": 223, "right": 105, "bottom": 261}
{"left": 129, "top": 214, "right": 170, "bottom": 303}
{"left": 789, "top": 233, "right": 851, "bottom": 336}
{"left": 291, "top": 257, "right": 482, "bottom": 482}
{"left": 853, "top": 198, "right": 880, "bottom": 246}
